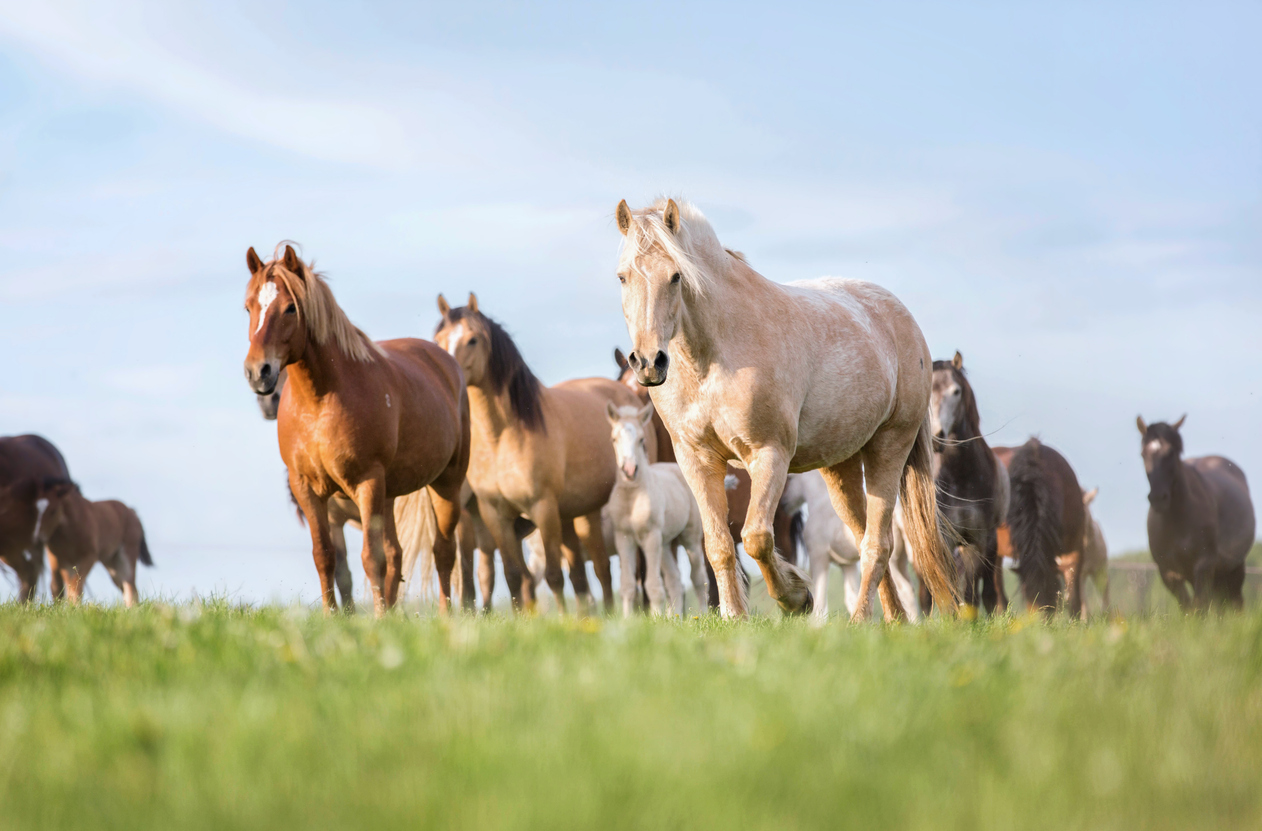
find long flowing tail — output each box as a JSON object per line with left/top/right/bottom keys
{"left": 900, "top": 417, "right": 959, "bottom": 614}
{"left": 398, "top": 489, "right": 439, "bottom": 603}
{"left": 138, "top": 527, "right": 153, "bottom": 567}
{"left": 1008, "top": 439, "right": 1062, "bottom": 613}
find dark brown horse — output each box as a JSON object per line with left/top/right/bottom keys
{"left": 33, "top": 481, "right": 153, "bottom": 606}
{"left": 1138, "top": 415, "right": 1255, "bottom": 609}
{"left": 0, "top": 434, "right": 70, "bottom": 601}
{"left": 1001, "top": 439, "right": 1086, "bottom": 616}
{"left": 243, "top": 243, "right": 470, "bottom": 615}
{"left": 922, "top": 352, "right": 1008, "bottom": 618}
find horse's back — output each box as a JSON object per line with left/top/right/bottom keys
{"left": 1191, "top": 455, "right": 1255, "bottom": 561}
{"left": 378, "top": 338, "right": 465, "bottom": 403}
{"left": 0, "top": 434, "right": 70, "bottom": 486}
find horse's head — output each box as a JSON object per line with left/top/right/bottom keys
{"left": 256, "top": 367, "right": 287, "bottom": 421}
{"left": 615, "top": 198, "right": 693, "bottom": 387}
{"left": 929, "top": 351, "right": 977, "bottom": 447}
{"left": 1137, "top": 414, "right": 1186, "bottom": 511}
{"left": 243, "top": 245, "right": 306, "bottom": 395}
{"left": 606, "top": 401, "right": 655, "bottom": 481}
{"left": 31, "top": 477, "right": 76, "bottom": 545}
{"left": 434, "top": 293, "right": 493, "bottom": 386}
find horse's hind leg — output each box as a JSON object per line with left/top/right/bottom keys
{"left": 575, "top": 512, "right": 614, "bottom": 614}
{"left": 740, "top": 447, "right": 812, "bottom": 615}
{"left": 329, "top": 521, "right": 355, "bottom": 613}
{"left": 559, "top": 518, "right": 592, "bottom": 615}
{"left": 849, "top": 427, "right": 918, "bottom": 622}
{"left": 425, "top": 480, "right": 464, "bottom": 615}
{"left": 381, "top": 497, "right": 408, "bottom": 609}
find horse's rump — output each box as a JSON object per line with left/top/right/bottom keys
{"left": 1190, "top": 455, "right": 1256, "bottom": 563}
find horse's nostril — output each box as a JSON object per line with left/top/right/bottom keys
{"left": 627, "top": 352, "right": 642, "bottom": 369}
{"left": 652, "top": 351, "right": 669, "bottom": 372}
{"left": 260, "top": 364, "right": 272, "bottom": 378}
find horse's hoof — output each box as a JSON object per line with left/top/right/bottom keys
{"left": 784, "top": 589, "right": 813, "bottom": 617}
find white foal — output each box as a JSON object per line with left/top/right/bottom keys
{"left": 605, "top": 402, "right": 707, "bottom": 616}
{"left": 781, "top": 472, "right": 920, "bottom": 621}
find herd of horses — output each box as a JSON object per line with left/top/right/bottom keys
{"left": 1, "top": 198, "right": 1255, "bottom": 618}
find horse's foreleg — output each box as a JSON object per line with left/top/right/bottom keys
{"left": 809, "top": 542, "right": 830, "bottom": 621}
{"left": 454, "top": 514, "right": 476, "bottom": 611}
{"left": 639, "top": 531, "right": 668, "bottom": 615}
{"left": 575, "top": 512, "right": 613, "bottom": 614}
{"left": 48, "top": 552, "right": 65, "bottom": 602}
{"left": 682, "top": 528, "right": 708, "bottom": 615}
{"left": 741, "top": 448, "right": 811, "bottom": 615}
{"left": 614, "top": 531, "right": 639, "bottom": 617}
{"left": 675, "top": 452, "right": 744, "bottom": 618}
{"left": 660, "top": 537, "right": 685, "bottom": 616}
{"left": 291, "top": 478, "right": 339, "bottom": 613}
{"left": 471, "top": 509, "right": 498, "bottom": 611}
{"left": 529, "top": 500, "right": 569, "bottom": 614}
{"left": 425, "top": 481, "right": 464, "bottom": 615}
{"left": 987, "top": 529, "right": 1007, "bottom": 615}
{"left": 559, "top": 518, "right": 592, "bottom": 615}
{"left": 1061, "top": 550, "right": 1083, "bottom": 618}
{"left": 351, "top": 476, "right": 389, "bottom": 616}
{"left": 480, "top": 501, "right": 533, "bottom": 612}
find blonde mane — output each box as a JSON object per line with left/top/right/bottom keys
{"left": 252, "top": 243, "right": 382, "bottom": 363}
{"left": 618, "top": 198, "right": 732, "bottom": 295}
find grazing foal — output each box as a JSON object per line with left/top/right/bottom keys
{"left": 1139, "top": 416, "right": 1254, "bottom": 609}
{"left": 605, "top": 403, "right": 707, "bottom": 616}
{"left": 33, "top": 481, "right": 152, "bottom": 606}
{"left": 243, "top": 244, "right": 470, "bottom": 614}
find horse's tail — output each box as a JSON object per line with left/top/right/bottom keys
{"left": 287, "top": 476, "right": 306, "bottom": 527}
{"left": 787, "top": 508, "right": 806, "bottom": 569}
{"left": 398, "top": 489, "right": 439, "bottom": 604}
{"left": 1008, "top": 439, "right": 1063, "bottom": 614}
{"left": 138, "top": 525, "right": 154, "bottom": 567}
{"left": 900, "top": 417, "right": 960, "bottom": 614}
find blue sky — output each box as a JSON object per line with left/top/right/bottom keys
{"left": 2, "top": 1, "right": 1259, "bottom": 603}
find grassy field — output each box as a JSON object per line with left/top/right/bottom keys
{"left": 2, "top": 604, "right": 1261, "bottom": 831}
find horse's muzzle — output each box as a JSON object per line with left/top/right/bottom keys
{"left": 245, "top": 360, "right": 280, "bottom": 396}
{"left": 628, "top": 349, "right": 669, "bottom": 387}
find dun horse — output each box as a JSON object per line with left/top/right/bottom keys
{"left": 243, "top": 243, "right": 469, "bottom": 614}
{"left": 1000, "top": 439, "right": 1086, "bottom": 616}
{"left": 1138, "top": 416, "right": 1254, "bottom": 609}
{"left": 927, "top": 352, "right": 1008, "bottom": 618}
{"left": 0, "top": 434, "right": 71, "bottom": 601}
{"left": 32, "top": 480, "right": 152, "bottom": 606}
{"left": 615, "top": 198, "right": 956, "bottom": 619}
{"left": 434, "top": 294, "right": 641, "bottom": 613}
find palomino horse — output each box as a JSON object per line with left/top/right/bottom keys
{"left": 928, "top": 352, "right": 1009, "bottom": 618}
{"left": 605, "top": 402, "right": 707, "bottom": 615}
{"left": 615, "top": 198, "right": 956, "bottom": 619}
{"left": 32, "top": 481, "right": 152, "bottom": 606}
{"left": 781, "top": 471, "right": 920, "bottom": 620}
{"left": 0, "top": 434, "right": 70, "bottom": 600}
{"left": 1076, "top": 487, "right": 1110, "bottom": 617}
{"left": 1138, "top": 416, "right": 1255, "bottom": 609}
{"left": 434, "top": 294, "right": 641, "bottom": 613}
{"left": 1001, "top": 439, "right": 1086, "bottom": 616}
{"left": 243, "top": 244, "right": 470, "bottom": 614}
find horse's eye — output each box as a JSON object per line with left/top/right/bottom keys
{"left": 467, "top": 337, "right": 477, "bottom": 346}
{"left": 617, "top": 274, "right": 627, "bottom": 284}
{"left": 670, "top": 273, "right": 681, "bottom": 284}
{"left": 285, "top": 303, "right": 296, "bottom": 314}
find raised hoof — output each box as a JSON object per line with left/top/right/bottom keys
{"left": 781, "top": 589, "right": 814, "bottom": 617}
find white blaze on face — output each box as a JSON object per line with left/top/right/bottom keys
{"left": 32, "top": 498, "right": 48, "bottom": 543}
{"left": 1146, "top": 440, "right": 1162, "bottom": 454}
{"left": 445, "top": 323, "right": 464, "bottom": 357}
{"left": 614, "top": 420, "right": 639, "bottom": 477}
{"left": 256, "top": 281, "right": 279, "bottom": 334}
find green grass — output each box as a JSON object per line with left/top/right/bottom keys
{"left": 2, "top": 604, "right": 1261, "bottom": 830}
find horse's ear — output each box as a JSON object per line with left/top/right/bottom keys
{"left": 1172, "top": 413, "right": 1186, "bottom": 431}
{"left": 1083, "top": 487, "right": 1098, "bottom": 506}
{"left": 467, "top": 292, "right": 479, "bottom": 314}
{"left": 282, "top": 244, "right": 303, "bottom": 277}
{"left": 952, "top": 351, "right": 964, "bottom": 370}
{"left": 437, "top": 294, "right": 451, "bottom": 317}
{"left": 614, "top": 348, "right": 629, "bottom": 372}
{"left": 663, "top": 199, "right": 681, "bottom": 234}
{"left": 247, "top": 247, "right": 264, "bottom": 275}
{"left": 616, "top": 200, "right": 632, "bottom": 236}
{"left": 1136, "top": 416, "right": 1148, "bottom": 436}
{"left": 606, "top": 401, "right": 619, "bottom": 424}
{"left": 638, "top": 401, "right": 655, "bottom": 426}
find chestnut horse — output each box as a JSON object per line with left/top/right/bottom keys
{"left": 927, "top": 351, "right": 1009, "bottom": 619}
{"left": 1000, "top": 439, "right": 1086, "bottom": 616}
{"left": 243, "top": 244, "right": 469, "bottom": 614}
{"left": 434, "top": 294, "right": 641, "bottom": 613}
{"left": 32, "top": 480, "right": 152, "bottom": 606}
{"left": 0, "top": 434, "right": 70, "bottom": 600}
{"left": 615, "top": 198, "right": 956, "bottom": 619}
{"left": 1138, "top": 416, "right": 1254, "bottom": 609}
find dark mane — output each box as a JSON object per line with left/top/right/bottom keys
{"left": 1144, "top": 422, "right": 1184, "bottom": 455}
{"left": 932, "top": 360, "right": 981, "bottom": 438}
{"left": 438, "top": 307, "right": 546, "bottom": 433}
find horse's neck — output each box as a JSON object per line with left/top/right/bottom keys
{"left": 285, "top": 340, "right": 352, "bottom": 404}
{"left": 466, "top": 381, "right": 532, "bottom": 441}
{"left": 676, "top": 259, "right": 765, "bottom": 370}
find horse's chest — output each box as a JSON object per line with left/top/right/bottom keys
{"left": 609, "top": 486, "right": 655, "bottom": 533}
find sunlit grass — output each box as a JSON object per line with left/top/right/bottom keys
{"left": 1, "top": 602, "right": 1260, "bottom": 830}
